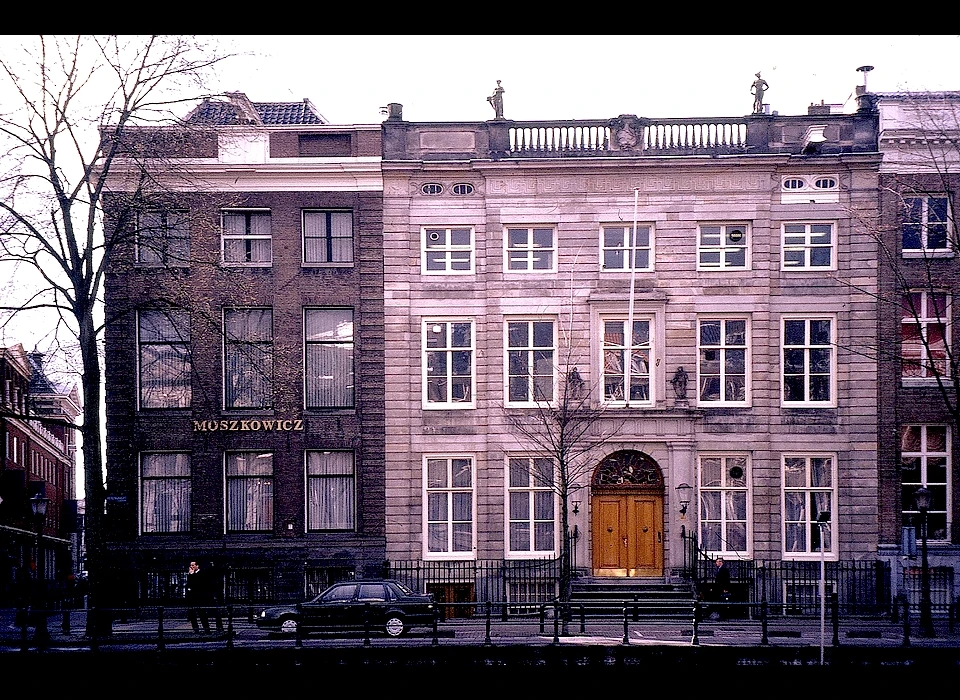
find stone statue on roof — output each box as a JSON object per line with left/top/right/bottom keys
{"left": 487, "top": 80, "right": 505, "bottom": 120}
{"left": 751, "top": 73, "right": 769, "bottom": 115}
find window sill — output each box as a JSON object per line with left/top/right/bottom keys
{"left": 902, "top": 251, "right": 955, "bottom": 259}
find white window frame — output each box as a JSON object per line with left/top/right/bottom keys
{"left": 423, "top": 455, "right": 476, "bottom": 560}
{"left": 781, "top": 315, "right": 836, "bottom": 407}
{"left": 781, "top": 221, "right": 836, "bottom": 271}
{"left": 505, "top": 455, "right": 558, "bottom": 559}
{"left": 422, "top": 319, "right": 475, "bottom": 409}
{"left": 504, "top": 226, "right": 556, "bottom": 273}
{"left": 697, "top": 453, "right": 751, "bottom": 558}
{"left": 600, "top": 223, "right": 654, "bottom": 272}
{"left": 139, "top": 452, "right": 191, "bottom": 534}
{"left": 697, "top": 316, "right": 750, "bottom": 407}
{"left": 781, "top": 453, "right": 838, "bottom": 561}
{"left": 136, "top": 209, "right": 189, "bottom": 266}
{"left": 600, "top": 314, "right": 657, "bottom": 407}
{"left": 901, "top": 425, "right": 951, "bottom": 543}
{"left": 421, "top": 226, "right": 474, "bottom": 275}
{"left": 505, "top": 318, "right": 556, "bottom": 406}
{"left": 697, "top": 223, "right": 750, "bottom": 271}
{"left": 221, "top": 209, "right": 272, "bottom": 266}
{"left": 901, "top": 290, "right": 951, "bottom": 384}
{"left": 224, "top": 451, "right": 274, "bottom": 534}
{"left": 305, "top": 450, "right": 356, "bottom": 532}
{"left": 302, "top": 210, "right": 354, "bottom": 266}
{"left": 902, "top": 195, "right": 953, "bottom": 258}
{"left": 137, "top": 310, "right": 192, "bottom": 410}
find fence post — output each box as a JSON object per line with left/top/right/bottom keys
{"left": 622, "top": 604, "right": 629, "bottom": 645}
{"left": 760, "top": 599, "right": 768, "bottom": 645}
{"left": 157, "top": 606, "right": 165, "bottom": 652}
{"left": 484, "top": 601, "right": 492, "bottom": 646}
{"left": 831, "top": 592, "right": 839, "bottom": 647}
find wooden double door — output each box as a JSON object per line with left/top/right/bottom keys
{"left": 592, "top": 491, "right": 664, "bottom": 577}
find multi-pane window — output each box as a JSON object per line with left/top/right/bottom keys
{"left": 425, "top": 456, "right": 474, "bottom": 556}
{"left": 140, "top": 452, "right": 191, "bottom": 533}
{"left": 507, "top": 456, "right": 556, "bottom": 556}
{"left": 306, "top": 451, "right": 355, "bottom": 531}
{"left": 506, "top": 227, "right": 555, "bottom": 272}
{"left": 782, "top": 317, "right": 834, "bottom": 405}
{"left": 602, "top": 318, "right": 653, "bottom": 404}
{"left": 506, "top": 320, "right": 555, "bottom": 404}
{"left": 423, "top": 320, "right": 474, "bottom": 407}
{"left": 902, "top": 291, "right": 949, "bottom": 380}
{"left": 305, "top": 308, "right": 354, "bottom": 408}
{"left": 697, "top": 224, "right": 749, "bottom": 270}
{"left": 902, "top": 195, "right": 950, "bottom": 255}
{"left": 138, "top": 310, "right": 191, "bottom": 409}
{"left": 137, "top": 210, "right": 189, "bottom": 265}
{"left": 222, "top": 210, "right": 272, "bottom": 265}
{"left": 422, "top": 227, "right": 473, "bottom": 274}
{"left": 783, "top": 454, "right": 836, "bottom": 557}
{"left": 698, "top": 318, "right": 748, "bottom": 405}
{"left": 601, "top": 225, "right": 653, "bottom": 271}
{"left": 303, "top": 210, "right": 353, "bottom": 264}
{"left": 781, "top": 222, "right": 834, "bottom": 270}
{"left": 901, "top": 426, "right": 950, "bottom": 541}
{"left": 224, "top": 308, "right": 273, "bottom": 409}
{"left": 698, "top": 454, "right": 749, "bottom": 555}
{"left": 226, "top": 451, "right": 273, "bottom": 532}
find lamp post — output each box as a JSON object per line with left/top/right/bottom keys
{"left": 30, "top": 494, "right": 50, "bottom": 645}
{"left": 915, "top": 487, "right": 935, "bottom": 638}
{"left": 816, "top": 510, "right": 830, "bottom": 666}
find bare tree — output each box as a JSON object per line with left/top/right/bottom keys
{"left": 0, "top": 35, "right": 228, "bottom": 633}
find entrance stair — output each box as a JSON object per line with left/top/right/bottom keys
{"left": 568, "top": 577, "right": 697, "bottom": 620}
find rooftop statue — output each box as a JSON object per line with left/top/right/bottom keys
{"left": 487, "top": 80, "right": 505, "bottom": 120}
{"left": 751, "top": 72, "right": 769, "bottom": 114}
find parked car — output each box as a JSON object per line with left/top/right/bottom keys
{"left": 255, "top": 579, "right": 436, "bottom": 638}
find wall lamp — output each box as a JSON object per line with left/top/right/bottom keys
{"left": 571, "top": 500, "right": 581, "bottom": 515}
{"left": 675, "top": 482, "right": 693, "bottom": 517}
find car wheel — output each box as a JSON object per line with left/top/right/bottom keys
{"left": 279, "top": 616, "right": 298, "bottom": 635}
{"left": 385, "top": 615, "right": 405, "bottom": 637}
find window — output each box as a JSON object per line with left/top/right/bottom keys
{"left": 303, "top": 210, "right": 353, "bottom": 265}
{"left": 140, "top": 452, "right": 191, "bottom": 533}
{"left": 226, "top": 451, "right": 273, "bottom": 532}
{"left": 507, "top": 456, "right": 556, "bottom": 556}
{"left": 901, "top": 426, "right": 950, "bottom": 541}
{"left": 506, "top": 319, "right": 555, "bottom": 404}
{"left": 697, "top": 224, "right": 749, "bottom": 270}
{"left": 698, "top": 318, "right": 748, "bottom": 405}
{"left": 782, "top": 454, "right": 836, "bottom": 558}
{"left": 224, "top": 308, "right": 273, "bottom": 409}
{"left": 902, "top": 291, "right": 949, "bottom": 380}
{"left": 138, "top": 310, "right": 191, "bottom": 409}
{"left": 423, "top": 320, "right": 474, "bottom": 407}
{"left": 902, "top": 195, "right": 951, "bottom": 255}
{"left": 782, "top": 317, "right": 834, "bottom": 405}
{"left": 306, "top": 451, "right": 355, "bottom": 531}
{"left": 305, "top": 308, "right": 354, "bottom": 408}
{"left": 780, "top": 174, "right": 840, "bottom": 204}
{"left": 452, "top": 183, "right": 474, "bottom": 196}
{"left": 421, "top": 183, "right": 443, "bottom": 195}
{"left": 602, "top": 317, "right": 653, "bottom": 405}
{"left": 222, "top": 210, "right": 271, "bottom": 265}
{"left": 425, "top": 456, "right": 474, "bottom": 557}
{"left": 505, "top": 227, "right": 555, "bottom": 272}
{"left": 601, "top": 224, "right": 653, "bottom": 271}
{"left": 137, "top": 210, "right": 189, "bottom": 265}
{"left": 698, "top": 454, "right": 749, "bottom": 556}
{"left": 782, "top": 222, "right": 834, "bottom": 270}
{"left": 422, "top": 227, "right": 473, "bottom": 274}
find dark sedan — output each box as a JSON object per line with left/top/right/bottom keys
{"left": 256, "top": 579, "right": 436, "bottom": 638}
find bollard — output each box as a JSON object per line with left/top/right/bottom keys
{"left": 19, "top": 607, "right": 28, "bottom": 653}
{"left": 62, "top": 608, "right": 70, "bottom": 635}
{"left": 579, "top": 603, "right": 586, "bottom": 634}
{"left": 902, "top": 597, "right": 911, "bottom": 647}
{"left": 552, "top": 602, "right": 560, "bottom": 645}
{"left": 227, "top": 605, "right": 234, "bottom": 650}
{"left": 831, "top": 592, "right": 840, "bottom": 647}
{"left": 692, "top": 599, "right": 700, "bottom": 646}
{"left": 363, "top": 602, "right": 371, "bottom": 646}
{"left": 539, "top": 604, "right": 546, "bottom": 634}
{"left": 157, "top": 606, "right": 165, "bottom": 652}
{"left": 484, "top": 601, "right": 492, "bottom": 646}
{"left": 760, "top": 600, "right": 769, "bottom": 645}
{"left": 622, "top": 604, "right": 629, "bottom": 645}
{"left": 432, "top": 607, "right": 439, "bottom": 647}
{"left": 295, "top": 603, "right": 303, "bottom": 648}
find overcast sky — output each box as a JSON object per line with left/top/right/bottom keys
{"left": 213, "top": 35, "right": 960, "bottom": 124}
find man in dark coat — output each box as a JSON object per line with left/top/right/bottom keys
{"left": 186, "top": 560, "right": 210, "bottom": 634}
{"left": 712, "top": 557, "right": 731, "bottom": 620}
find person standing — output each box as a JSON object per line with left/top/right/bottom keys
{"left": 186, "top": 560, "right": 210, "bottom": 634}
{"left": 712, "top": 557, "right": 731, "bottom": 620}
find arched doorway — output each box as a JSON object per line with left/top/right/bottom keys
{"left": 591, "top": 450, "right": 664, "bottom": 577}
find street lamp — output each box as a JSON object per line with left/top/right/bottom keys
{"left": 816, "top": 510, "right": 830, "bottom": 666}
{"left": 915, "top": 487, "right": 935, "bottom": 638}
{"left": 30, "top": 494, "right": 50, "bottom": 645}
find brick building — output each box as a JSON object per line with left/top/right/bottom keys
{"left": 102, "top": 93, "right": 385, "bottom": 604}
{"left": 875, "top": 91, "right": 960, "bottom": 605}
{"left": 379, "top": 93, "right": 884, "bottom": 608}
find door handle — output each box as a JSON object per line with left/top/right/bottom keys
{"left": 623, "top": 537, "right": 628, "bottom": 547}
{"left": 657, "top": 532, "right": 662, "bottom": 543}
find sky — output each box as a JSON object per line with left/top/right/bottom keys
{"left": 212, "top": 35, "right": 960, "bottom": 124}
